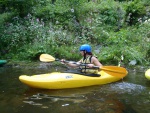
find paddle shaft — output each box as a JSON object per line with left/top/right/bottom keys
{"left": 58, "top": 59, "right": 100, "bottom": 69}
{"left": 62, "top": 60, "right": 126, "bottom": 74}
{"left": 57, "top": 59, "right": 126, "bottom": 74}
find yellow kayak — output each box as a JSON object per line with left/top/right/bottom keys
{"left": 19, "top": 70, "right": 127, "bottom": 89}
{"left": 145, "top": 69, "right": 150, "bottom": 80}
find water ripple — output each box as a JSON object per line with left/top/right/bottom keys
{"left": 110, "top": 82, "right": 146, "bottom": 94}
{"left": 23, "top": 93, "right": 86, "bottom": 107}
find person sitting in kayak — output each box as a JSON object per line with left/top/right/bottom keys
{"left": 61, "top": 44, "right": 103, "bottom": 74}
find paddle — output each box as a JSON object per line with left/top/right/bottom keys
{"left": 40, "top": 54, "right": 77, "bottom": 64}
{"left": 39, "top": 54, "right": 128, "bottom": 77}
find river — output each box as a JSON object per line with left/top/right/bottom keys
{"left": 0, "top": 62, "right": 150, "bottom": 113}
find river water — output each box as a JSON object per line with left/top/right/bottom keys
{"left": 0, "top": 63, "right": 150, "bottom": 113}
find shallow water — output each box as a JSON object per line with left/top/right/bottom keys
{"left": 0, "top": 63, "right": 150, "bottom": 113}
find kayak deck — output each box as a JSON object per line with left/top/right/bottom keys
{"left": 19, "top": 70, "right": 126, "bottom": 89}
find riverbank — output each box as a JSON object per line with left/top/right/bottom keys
{"left": 1, "top": 1, "right": 150, "bottom": 68}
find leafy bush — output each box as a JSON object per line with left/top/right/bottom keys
{"left": 124, "top": 0, "right": 146, "bottom": 25}
{"left": 0, "top": 0, "right": 36, "bottom": 17}
{"left": 0, "top": 14, "right": 49, "bottom": 57}
{"left": 0, "top": 0, "right": 150, "bottom": 66}
{"left": 97, "top": 24, "right": 150, "bottom": 65}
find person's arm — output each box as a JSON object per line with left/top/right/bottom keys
{"left": 87, "top": 57, "right": 103, "bottom": 68}
{"left": 61, "top": 59, "right": 81, "bottom": 68}
{"left": 66, "top": 61, "right": 79, "bottom": 68}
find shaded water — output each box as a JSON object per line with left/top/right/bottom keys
{"left": 0, "top": 63, "right": 150, "bottom": 113}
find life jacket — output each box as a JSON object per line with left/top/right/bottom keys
{"left": 80, "top": 56, "right": 98, "bottom": 74}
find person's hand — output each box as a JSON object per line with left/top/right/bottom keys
{"left": 61, "top": 59, "right": 66, "bottom": 64}
{"left": 76, "top": 62, "right": 81, "bottom": 66}
{"left": 87, "top": 64, "right": 94, "bottom": 68}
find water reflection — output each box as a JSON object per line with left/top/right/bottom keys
{"left": 23, "top": 93, "right": 86, "bottom": 107}
{"left": 110, "top": 82, "right": 146, "bottom": 94}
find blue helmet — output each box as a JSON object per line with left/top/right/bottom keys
{"left": 79, "top": 44, "right": 91, "bottom": 52}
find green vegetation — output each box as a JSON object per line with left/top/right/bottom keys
{"left": 0, "top": 0, "right": 150, "bottom": 66}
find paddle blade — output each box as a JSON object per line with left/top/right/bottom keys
{"left": 101, "top": 66, "right": 128, "bottom": 77}
{"left": 40, "top": 54, "right": 56, "bottom": 62}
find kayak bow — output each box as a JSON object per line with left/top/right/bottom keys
{"left": 0, "top": 60, "right": 7, "bottom": 66}
{"left": 145, "top": 69, "right": 150, "bottom": 80}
